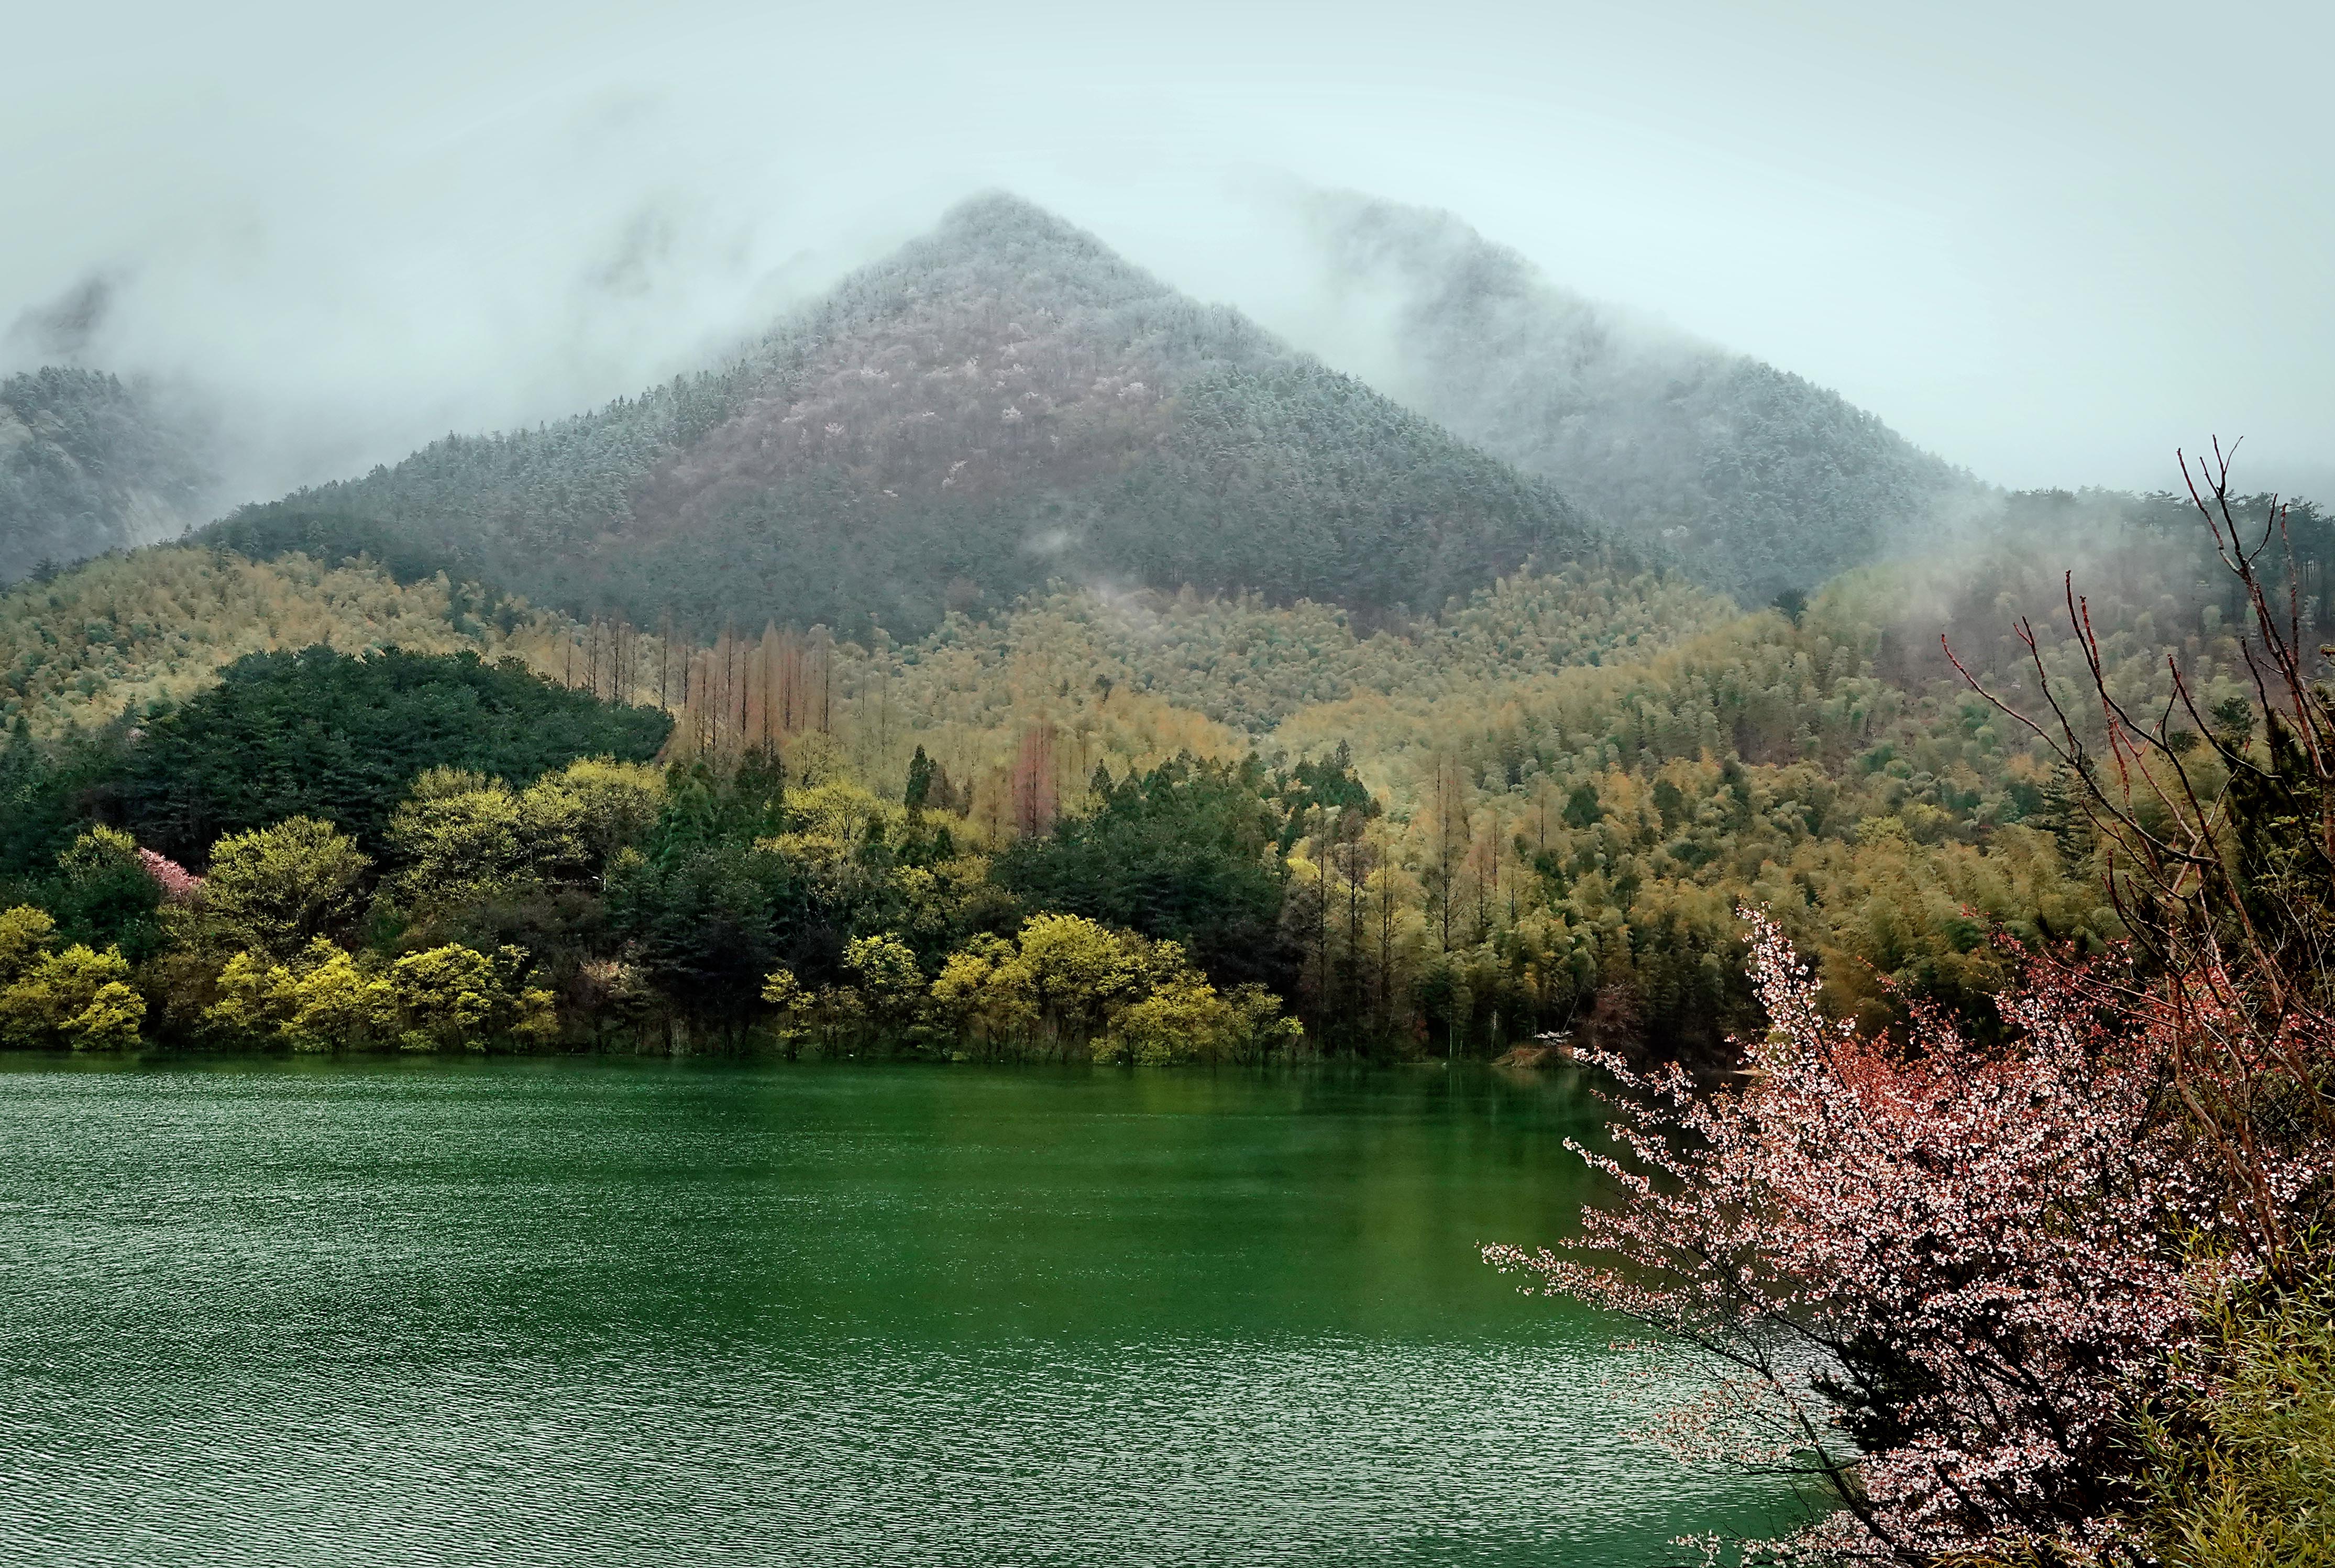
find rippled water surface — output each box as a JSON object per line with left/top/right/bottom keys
{"left": 0, "top": 1058, "right": 1791, "bottom": 1565}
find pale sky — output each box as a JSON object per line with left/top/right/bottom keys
{"left": 4, "top": 0, "right": 2327, "bottom": 504}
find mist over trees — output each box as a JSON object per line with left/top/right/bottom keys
{"left": 212, "top": 194, "right": 1616, "bottom": 639}
{"left": 0, "top": 368, "right": 217, "bottom": 583}
{"left": 1303, "top": 193, "right": 1984, "bottom": 603}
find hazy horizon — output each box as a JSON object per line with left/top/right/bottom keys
{"left": 6, "top": 0, "right": 2327, "bottom": 509}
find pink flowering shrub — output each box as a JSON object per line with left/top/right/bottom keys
{"left": 1490, "top": 910, "right": 2323, "bottom": 1566}
{"left": 137, "top": 846, "right": 203, "bottom": 904}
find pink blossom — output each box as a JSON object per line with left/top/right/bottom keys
{"left": 1489, "top": 908, "right": 2323, "bottom": 1566}
{"left": 137, "top": 846, "right": 204, "bottom": 903}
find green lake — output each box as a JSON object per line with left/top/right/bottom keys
{"left": 0, "top": 1058, "right": 1793, "bottom": 1565}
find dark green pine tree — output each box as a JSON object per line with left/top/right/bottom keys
{"left": 905, "top": 746, "right": 936, "bottom": 813}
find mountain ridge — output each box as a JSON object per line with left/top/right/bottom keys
{"left": 1301, "top": 193, "right": 1985, "bottom": 601}
{"left": 223, "top": 193, "right": 1621, "bottom": 639}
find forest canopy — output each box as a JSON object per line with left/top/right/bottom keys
{"left": 118, "top": 646, "right": 671, "bottom": 863}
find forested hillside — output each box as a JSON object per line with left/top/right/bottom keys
{"left": 1305, "top": 194, "right": 1982, "bottom": 601}
{"left": 0, "top": 546, "right": 561, "bottom": 736}
{"left": 5, "top": 476, "right": 2317, "bottom": 1062}
{"left": 221, "top": 194, "right": 1614, "bottom": 639}
{"left": 756, "top": 487, "right": 2320, "bottom": 1054}
{"left": 1, "top": 368, "right": 218, "bottom": 584}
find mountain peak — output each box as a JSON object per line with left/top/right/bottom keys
{"left": 831, "top": 191, "right": 1189, "bottom": 330}
{"left": 221, "top": 197, "right": 1615, "bottom": 638}
{"left": 930, "top": 190, "right": 1113, "bottom": 250}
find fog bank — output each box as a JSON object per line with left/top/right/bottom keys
{"left": 5, "top": 0, "right": 2326, "bottom": 509}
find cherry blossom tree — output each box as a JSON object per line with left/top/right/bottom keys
{"left": 1947, "top": 443, "right": 2335, "bottom": 1288}
{"left": 1490, "top": 910, "right": 2321, "bottom": 1566}
{"left": 136, "top": 845, "right": 203, "bottom": 903}
{"left": 1493, "top": 447, "right": 2335, "bottom": 1564}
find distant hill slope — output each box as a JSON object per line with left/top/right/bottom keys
{"left": 1304, "top": 195, "right": 1983, "bottom": 602}
{"left": 1, "top": 368, "right": 216, "bottom": 583}
{"left": 0, "top": 545, "right": 561, "bottom": 737}
{"left": 222, "top": 194, "right": 1617, "bottom": 640}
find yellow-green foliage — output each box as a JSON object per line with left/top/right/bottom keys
{"left": 762, "top": 934, "right": 931, "bottom": 1051}
{"left": 385, "top": 944, "right": 556, "bottom": 1052}
{"left": 534, "top": 758, "right": 668, "bottom": 863}
{"left": 0, "top": 905, "right": 144, "bottom": 1049}
{"left": 754, "top": 774, "right": 996, "bottom": 948}
{"left": 1757, "top": 822, "right": 2110, "bottom": 1031}
{"left": 930, "top": 913, "right": 1165, "bottom": 1044}
{"left": 862, "top": 568, "right": 1728, "bottom": 737}
{"left": 1263, "top": 559, "right": 2266, "bottom": 818}
{"left": 0, "top": 904, "right": 54, "bottom": 977}
{"left": 758, "top": 966, "right": 814, "bottom": 1044}
{"left": 0, "top": 547, "right": 555, "bottom": 735}
{"left": 207, "top": 938, "right": 388, "bottom": 1052}
{"left": 197, "top": 818, "right": 371, "bottom": 960}
{"left": 1095, "top": 975, "right": 1301, "bottom": 1066}
{"left": 208, "top": 936, "right": 554, "bottom": 1052}
{"left": 1230, "top": 548, "right": 2275, "bottom": 1043}
{"left": 919, "top": 912, "right": 1294, "bottom": 1061}
{"left": 2138, "top": 1282, "right": 2335, "bottom": 1566}
{"left": 385, "top": 758, "right": 664, "bottom": 912}
{"left": 842, "top": 934, "right": 923, "bottom": 1015}
{"left": 763, "top": 777, "right": 911, "bottom": 903}
{"left": 797, "top": 554, "right": 2258, "bottom": 1046}
{"left": 4, "top": 519, "right": 2280, "bottom": 1057}
{"left": 386, "top": 769, "right": 541, "bottom": 910}
{"left": 806, "top": 569, "right": 1727, "bottom": 826}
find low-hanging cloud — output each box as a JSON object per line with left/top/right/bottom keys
{"left": 3, "top": 0, "right": 2326, "bottom": 520}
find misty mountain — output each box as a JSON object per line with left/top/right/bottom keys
{"left": 1, "top": 367, "right": 217, "bottom": 583}
{"left": 1304, "top": 195, "right": 1982, "bottom": 603}
{"left": 221, "top": 194, "right": 1620, "bottom": 640}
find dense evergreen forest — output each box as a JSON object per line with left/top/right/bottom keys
{"left": 1307, "top": 193, "right": 1983, "bottom": 600}
{"left": 210, "top": 195, "right": 1611, "bottom": 642}
{"left": 0, "top": 368, "right": 217, "bottom": 583}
